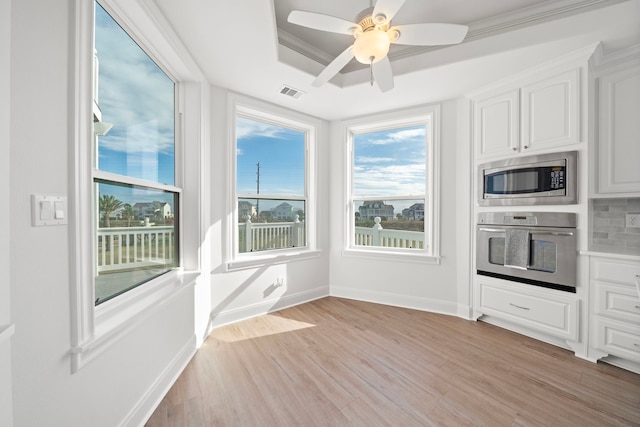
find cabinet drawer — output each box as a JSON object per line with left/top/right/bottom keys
{"left": 593, "top": 317, "right": 640, "bottom": 363}
{"left": 595, "top": 283, "right": 640, "bottom": 324}
{"left": 591, "top": 258, "right": 640, "bottom": 286}
{"left": 478, "top": 282, "right": 578, "bottom": 341}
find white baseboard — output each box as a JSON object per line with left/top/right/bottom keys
{"left": 208, "top": 286, "right": 329, "bottom": 330}
{"left": 120, "top": 334, "right": 197, "bottom": 427}
{"left": 330, "top": 286, "right": 458, "bottom": 317}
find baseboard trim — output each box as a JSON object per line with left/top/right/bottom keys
{"left": 208, "top": 286, "right": 329, "bottom": 331}
{"left": 119, "top": 334, "right": 197, "bottom": 427}
{"left": 330, "top": 286, "right": 458, "bottom": 317}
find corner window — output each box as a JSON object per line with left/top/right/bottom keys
{"left": 232, "top": 103, "right": 316, "bottom": 260}
{"left": 93, "top": 2, "right": 180, "bottom": 304}
{"left": 347, "top": 107, "right": 439, "bottom": 258}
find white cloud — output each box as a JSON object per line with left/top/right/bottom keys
{"left": 236, "top": 117, "right": 298, "bottom": 141}
{"left": 363, "top": 127, "right": 426, "bottom": 145}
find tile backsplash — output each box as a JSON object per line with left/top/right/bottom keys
{"left": 591, "top": 198, "right": 640, "bottom": 254}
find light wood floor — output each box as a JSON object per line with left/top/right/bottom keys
{"left": 146, "top": 297, "right": 640, "bottom": 426}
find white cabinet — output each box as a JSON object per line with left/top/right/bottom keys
{"left": 521, "top": 68, "right": 580, "bottom": 151}
{"left": 590, "top": 256, "right": 640, "bottom": 364}
{"left": 473, "top": 67, "right": 581, "bottom": 160}
{"left": 474, "top": 89, "right": 519, "bottom": 158}
{"left": 596, "top": 61, "right": 640, "bottom": 195}
{"left": 476, "top": 278, "right": 579, "bottom": 341}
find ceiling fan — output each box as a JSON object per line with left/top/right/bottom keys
{"left": 288, "top": 0, "right": 469, "bottom": 92}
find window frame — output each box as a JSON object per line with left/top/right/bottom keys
{"left": 226, "top": 94, "right": 320, "bottom": 270}
{"left": 343, "top": 105, "right": 441, "bottom": 264}
{"left": 69, "top": 0, "right": 200, "bottom": 372}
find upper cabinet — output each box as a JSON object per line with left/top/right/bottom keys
{"left": 471, "top": 47, "right": 590, "bottom": 161}
{"left": 521, "top": 68, "right": 580, "bottom": 152}
{"left": 594, "top": 47, "right": 640, "bottom": 196}
{"left": 473, "top": 89, "right": 520, "bottom": 158}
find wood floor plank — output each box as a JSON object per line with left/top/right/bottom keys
{"left": 146, "top": 297, "right": 640, "bottom": 426}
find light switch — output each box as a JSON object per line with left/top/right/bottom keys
{"left": 54, "top": 201, "right": 65, "bottom": 219}
{"left": 32, "top": 195, "right": 68, "bottom": 226}
{"left": 40, "top": 200, "right": 53, "bottom": 220}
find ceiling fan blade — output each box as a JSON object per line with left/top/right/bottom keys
{"left": 390, "top": 23, "right": 469, "bottom": 46}
{"left": 372, "top": 56, "right": 394, "bottom": 92}
{"left": 288, "top": 10, "right": 360, "bottom": 35}
{"left": 372, "top": 0, "right": 406, "bottom": 26}
{"left": 312, "top": 45, "right": 355, "bottom": 87}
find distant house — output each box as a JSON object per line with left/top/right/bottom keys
{"left": 270, "top": 202, "right": 297, "bottom": 220}
{"left": 402, "top": 203, "right": 425, "bottom": 220}
{"left": 358, "top": 200, "right": 394, "bottom": 220}
{"left": 133, "top": 201, "right": 172, "bottom": 220}
{"left": 238, "top": 200, "right": 257, "bottom": 221}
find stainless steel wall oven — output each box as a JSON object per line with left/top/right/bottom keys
{"left": 476, "top": 212, "right": 577, "bottom": 293}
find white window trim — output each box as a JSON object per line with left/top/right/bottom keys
{"left": 69, "top": 0, "right": 203, "bottom": 373}
{"left": 342, "top": 104, "right": 441, "bottom": 263}
{"left": 226, "top": 93, "right": 320, "bottom": 271}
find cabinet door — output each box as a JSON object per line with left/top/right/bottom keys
{"left": 598, "top": 65, "right": 640, "bottom": 194}
{"left": 521, "top": 68, "right": 580, "bottom": 151}
{"left": 474, "top": 89, "right": 519, "bottom": 159}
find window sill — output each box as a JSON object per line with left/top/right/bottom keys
{"left": 70, "top": 269, "right": 200, "bottom": 373}
{"left": 341, "top": 248, "right": 441, "bottom": 265}
{"left": 226, "top": 249, "right": 322, "bottom": 271}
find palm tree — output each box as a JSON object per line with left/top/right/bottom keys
{"left": 122, "top": 203, "right": 136, "bottom": 227}
{"left": 99, "top": 194, "right": 123, "bottom": 228}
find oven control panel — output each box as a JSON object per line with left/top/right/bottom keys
{"left": 503, "top": 215, "right": 537, "bottom": 226}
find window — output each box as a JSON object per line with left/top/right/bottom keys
{"left": 93, "top": 2, "right": 179, "bottom": 304}
{"left": 232, "top": 101, "right": 316, "bottom": 261}
{"left": 346, "top": 106, "right": 440, "bottom": 259}
{"left": 71, "top": 0, "right": 198, "bottom": 372}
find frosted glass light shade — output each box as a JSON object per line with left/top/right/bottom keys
{"left": 353, "top": 29, "right": 391, "bottom": 64}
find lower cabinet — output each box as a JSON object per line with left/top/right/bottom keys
{"left": 476, "top": 278, "right": 579, "bottom": 342}
{"left": 590, "top": 256, "right": 640, "bottom": 365}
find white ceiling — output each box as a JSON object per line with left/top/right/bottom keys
{"left": 153, "top": 0, "right": 640, "bottom": 121}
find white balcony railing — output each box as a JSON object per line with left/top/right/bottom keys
{"left": 354, "top": 224, "right": 425, "bottom": 249}
{"left": 236, "top": 216, "right": 424, "bottom": 253}
{"left": 239, "top": 217, "right": 305, "bottom": 253}
{"left": 97, "top": 226, "right": 175, "bottom": 272}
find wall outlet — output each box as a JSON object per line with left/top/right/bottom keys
{"left": 626, "top": 213, "right": 640, "bottom": 228}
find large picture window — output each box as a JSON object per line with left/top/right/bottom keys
{"left": 234, "top": 108, "right": 311, "bottom": 256}
{"left": 347, "top": 107, "right": 439, "bottom": 258}
{"left": 92, "top": 2, "right": 179, "bottom": 304}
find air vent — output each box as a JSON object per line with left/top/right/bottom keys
{"left": 280, "top": 85, "right": 305, "bottom": 99}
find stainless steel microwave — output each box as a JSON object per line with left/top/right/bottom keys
{"left": 478, "top": 151, "right": 577, "bottom": 206}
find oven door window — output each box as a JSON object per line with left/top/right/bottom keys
{"left": 487, "top": 236, "right": 557, "bottom": 272}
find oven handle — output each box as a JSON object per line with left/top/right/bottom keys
{"left": 530, "top": 231, "right": 575, "bottom": 237}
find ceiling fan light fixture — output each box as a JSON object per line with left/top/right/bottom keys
{"left": 353, "top": 28, "right": 391, "bottom": 64}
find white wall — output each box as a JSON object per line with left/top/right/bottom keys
{"left": 1, "top": 0, "right": 14, "bottom": 425}
{"left": 9, "top": 1, "right": 197, "bottom": 426}
{"left": 205, "top": 86, "right": 331, "bottom": 331}
{"left": 329, "top": 99, "right": 465, "bottom": 314}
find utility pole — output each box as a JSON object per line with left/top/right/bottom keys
{"left": 256, "top": 162, "right": 260, "bottom": 219}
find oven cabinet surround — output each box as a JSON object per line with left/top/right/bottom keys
{"left": 592, "top": 45, "right": 640, "bottom": 197}
{"left": 474, "top": 277, "right": 581, "bottom": 351}
{"left": 472, "top": 47, "right": 589, "bottom": 161}
{"left": 587, "top": 254, "right": 640, "bottom": 374}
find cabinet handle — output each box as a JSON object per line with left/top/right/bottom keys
{"left": 523, "top": 145, "right": 528, "bottom": 149}
{"left": 509, "top": 302, "right": 530, "bottom": 311}
{"left": 512, "top": 147, "right": 517, "bottom": 151}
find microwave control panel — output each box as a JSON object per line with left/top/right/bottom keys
{"left": 549, "top": 168, "right": 565, "bottom": 189}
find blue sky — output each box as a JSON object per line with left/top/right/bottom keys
{"left": 353, "top": 125, "right": 426, "bottom": 213}
{"left": 95, "top": 3, "right": 175, "bottom": 209}
{"left": 236, "top": 117, "right": 305, "bottom": 212}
